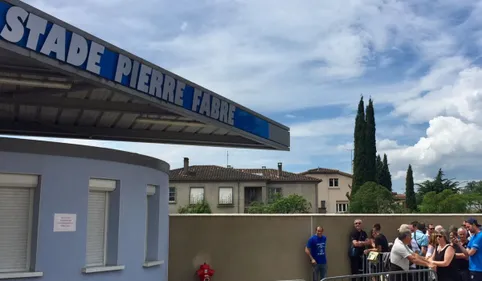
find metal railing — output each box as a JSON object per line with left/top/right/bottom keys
{"left": 321, "top": 268, "right": 437, "bottom": 281}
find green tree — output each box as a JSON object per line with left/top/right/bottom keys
{"left": 405, "top": 164, "right": 417, "bottom": 212}
{"left": 246, "top": 194, "right": 312, "bottom": 214}
{"left": 419, "top": 189, "right": 467, "bottom": 213}
{"left": 375, "top": 154, "right": 383, "bottom": 184}
{"left": 352, "top": 96, "right": 367, "bottom": 196}
{"left": 178, "top": 201, "right": 212, "bottom": 213}
{"left": 349, "top": 181, "right": 395, "bottom": 213}
{"left": 460, "top": 181, "right": 482, "bottom": 213}
{"left": 364, "top": 98, "right": 377, "bottom": 182}
{"left": 379, "top": 154, "right": 392, "bottom": 191}
{"left": 416, "top": 168, "right": 459, "bottom": 204}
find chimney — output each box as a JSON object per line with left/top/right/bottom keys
{"left": 183, "top": 157, "right": 189, "bottom": 173}
{"left": 277, "top": 162, "right": 282, "bottom": 177}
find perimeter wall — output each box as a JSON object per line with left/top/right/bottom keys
{"left": 168, "top": 214, "right": 481, "bottom": 281}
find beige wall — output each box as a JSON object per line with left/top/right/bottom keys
{"left": 168, "top": 214, "right": 480, "bottom": 281}
{"left": 308, "top": 173, "right": 353, "bottom": 213}
{"left": 168, "top": 181, "right": 317, "bottom": 213}
{"left": 271, "top": 182, "right": 318, "bottom": 213}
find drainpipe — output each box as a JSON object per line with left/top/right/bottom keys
{"left": 237, "top": 181, "right": 241, "bottom": 213}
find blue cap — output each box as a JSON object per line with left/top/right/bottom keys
{"left": 466, "top": 218, "right": 481, "bottom": 226}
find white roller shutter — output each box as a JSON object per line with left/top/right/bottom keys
{"left": 85, "top": 191, "right": 108, "bottom": 266}
{"left": 0, "top": 173, "right": 37, "bottom": 273}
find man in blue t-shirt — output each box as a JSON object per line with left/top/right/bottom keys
{"left": 305, "top": 226, "right": 327, "bottom": 281}
{"left": 461, "top": 218, "right": 482, "bottom": 281}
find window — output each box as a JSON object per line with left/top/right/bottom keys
{"left": 189, "top": 187, "right": 204, "bottom": 204}
{"left": 218, "top": 187, "right": 233, "bottom": 205}
{"left": 168, "top": 187, "right": 176, "bottom": 203}
{"left": 268, "top": 187, "right": 282, "bottom": 201}
{"left": 329, "top": 178, "right": 339, "bottom": 187}
{"left": 85, "top": 179, "right": 116, "bottom": 268}
{"left": 336, "top": 202, "right": 349, "bottom": 213}
{"left": 144, "top": 185, "right": 160, "bottom": 267}
{"left": 0, "top": 173, "right": 38, "bottom": 274}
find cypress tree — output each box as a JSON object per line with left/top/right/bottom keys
{"left": 380, "top": 154, "right": 392, "bottom": 191}
{"left": 352, "top": 96, "right": 366, "bottom": 196}
{"left": 405, "top": 164, "right": 417, "bottom": 211}
{"left": 375, "top": 154, "right": 383, "bottom": 184}
{"left": 364, "top": 98, "right": 377, "bottom": 182}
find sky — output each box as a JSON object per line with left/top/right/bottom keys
{"left": 12, "top": 0, "right": 482, "bottom": 193}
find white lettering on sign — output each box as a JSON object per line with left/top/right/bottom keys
{"left": 53, "top": 213, "right": 77, "bottom": 232}
{"left": 1, "top": 5, "right": 104, "bottom": 75}
{"left": 0, "top": 4, "right": 239, "bottom": 127}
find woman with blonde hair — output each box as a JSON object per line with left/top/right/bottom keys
{"left": 425, "top": 232, "right": 439, "bottom": 259}
{"left": 427, "top": 229, "right": 459, "bottom": 281}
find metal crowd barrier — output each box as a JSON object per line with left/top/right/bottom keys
{"left": 321, "top": 268, "right": 437, "bottom": 281}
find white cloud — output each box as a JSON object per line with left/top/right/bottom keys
{"left": 290, "top": 117, "right": 354, "bottom": 137}
{"left": 380, "top": 116, "right": 482, "bottom": 181}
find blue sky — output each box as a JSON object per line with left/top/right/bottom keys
{"left": 19, "top": 0, "right": 482, "bottom": 193}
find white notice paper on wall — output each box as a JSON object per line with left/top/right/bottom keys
{"left": 53, "top": 213, "right": 77, "bottom": 232}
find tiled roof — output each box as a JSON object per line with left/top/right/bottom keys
{"left": 300, "top": 167, "right": 353, "bottom": 178}
{"left": 169, "top": 165, "right": 266, "bottom": 181}
{"left": 393, "top": 193, "right": 406, "bottom": 200}
{"left": 237, "top": 168, "right": 322, "bottom": 182}
{"left": 169, "top": 166, "right": 321, "bottom": 183}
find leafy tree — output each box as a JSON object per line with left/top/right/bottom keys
{"left": 375, "top": 154, "right": 383, "bottom": 184}
{"left": 178, "top": 201, "right": 212, "bottom": 213}
{"left": 364, "top": 98, "right": 377, "bottom": 182}
{"left": 405, "top": 164, "right": 417, "bottom": 212}
{"left": 352, "top": 96, "right": 367, "bottom": 196}
{"left": 419, "top": 189, "right": 467, "bottom": 213}
{"left": 379, "top": 154, "right": 392, "bottom": 191}
{"left": 416, "top": 168, "right": 459, "bottom": 204}
{"left": 349, "top": 181, "right": 395, "bottom": 213}
{"left": 460, "top": 181, "right": 482, "bottom": 213}
{"left": 246, "top": 194, "right": 312, "bottom": 213}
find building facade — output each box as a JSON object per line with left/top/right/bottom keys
{"left": 300, "top": 168, "right": 353, "bottom": 214}
{"left": 168, "top": 158, "right": 321, "bottom": 213}
{"left": 0, "top": 138, "right": 169, "bottom": 281}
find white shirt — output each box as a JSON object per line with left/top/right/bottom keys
{"left": 409, "top": 238, "right": 420, "bottom": 268}
{"left": 390, "top": 238, "right": 414, "bottom": 271}
{"left": 425, "top": 244, "right": 434, "bottom": 258}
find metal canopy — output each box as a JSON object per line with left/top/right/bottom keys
{"left": 0, "top": 0, "right": 290, "bottom": 150}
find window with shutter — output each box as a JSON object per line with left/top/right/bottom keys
{"left": 145, "top": 185, "right": 159, "bottom": 263}
{"left": 189, "top": 187, "right": 204, "bottom": 204}
{"left": 85, "top": 179, "right": 116, "bottom": 267}
{"left": 0, "top": 173, "right": 37, "bottom": 273}
{"left": 86, "top": 191, "right": 108, "bottom": 266}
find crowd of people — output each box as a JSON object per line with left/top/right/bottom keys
{"left": 304, "top": 218, "right": 481, "bottom": 281}
{"left": 350, "top": 218, "right": 482, "bottom": 281}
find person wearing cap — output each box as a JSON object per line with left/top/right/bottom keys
{"left": 389, "top": 224, "right": 432, "bottom": 280}
{"left": 459, "top": 218, "right": 482, "bottom": 281}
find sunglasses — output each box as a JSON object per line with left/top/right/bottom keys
{"left": 355, "top": 222, "right": 361, "bottom": 225}
{"left": 429, "top": 228, "right": 435, "bottom": 230}
{"left": 436, "top": 235, "right": 443, "bottom": 238}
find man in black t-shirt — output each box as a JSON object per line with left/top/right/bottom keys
{"left": 374, "top": 223, "right": 389, "bottom": 252}
{"left": 349, "top": 219, "right": 370, "bottom": 279}
{"left": 364, "top": 223, "right": 389, "bottom": 273}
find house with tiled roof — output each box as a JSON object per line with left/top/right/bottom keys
{"left": 300, "top": 167, "right": 353, "bottom": 214}
{"left": 168, "top": 158, "right": 321, "bottom": 213}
